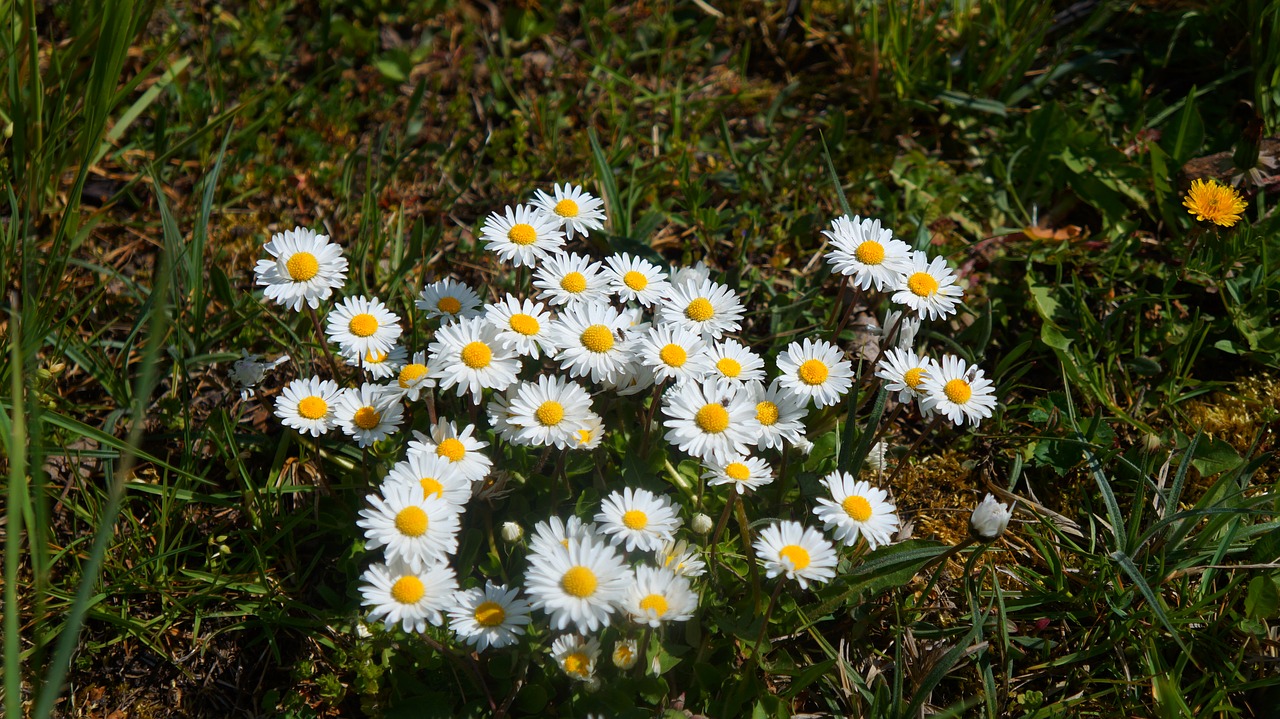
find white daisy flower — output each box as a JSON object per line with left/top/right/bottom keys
{"left": 746, "top": 380, "right": 809, "bottom": 451}
{"left": 382, "top": 452, "right": 472, "bottom": 508}
{"left": 326, "top": 295, "right": 402, "bottom": 358}
{"left": 891, "top": 251, "right": 965, "bottom": 321}
{"left": 447, "top": 582, "right": 532, "bottom": 651}
{"left": 357, "top": 484, "right": 461, "bottom": 570}
{"left": 706, "top": 338, "right": 765, "bottom": 387}
{"left": 533, "top": 252, "right": 609, "bottom": 307}
{"left": 483, "top": 295, "right": 558, "bottom": 359}
{"left": 407, "top": 419, "right": 493, "bottom": 484}
{"left": 359, "top": 559, "right": 458, "bottom": 632}
{"left": 572, "top": 412, "right": 605, "bottom": 450}
{"left": 480, "top": 204, "right": 566, "bottom": 267}
{"left": 754, "top": 521, "right": 838, "bottom": 589}
{"left": 415, "top": 279, "right": 483, "bottom": 323}
{"left": 594, "top": 487, "right": 682, "bottom": 552}
{"left": 668, "top": 261, "right": 711, "bottom": 289}
{"left": 547, "top": 302, "right": 634, "bottom": 385}
{"left": 776, "top": 338, "right": 855, "bottom": 408}
{"left": 428, "top": 316, "right": 521, "bottom": 404}
{"left": 661, "top": 381, "right": 760, "bottom": 462}
{"left": 658, "top": 277, "right": 745, "bottom": 340}
{"left": 531, "top": 183, "right": 607, "bottom": 240}
{"left": 654, "top": 539, "right": 707, "bottom": 578}
{"left": 623, "top": 565, "right": 698, "bottom": 628}
{"left": 880, "top": 308, "right": 921, "bottom": 352}
{"left": 812, "top": 471, "right": 899, "bottom": 549}
{"left": 970, "top": 493, "right": 1013, "bottom": 541}
{"left": 635, "top": 324, "right": 713, "bottom": 385}
{"left": 875, "top": 348, "right": 934, "bottom": 404}
{"left": 342, "top": 344, "right": 407, "bottom": 380}
{"left": 550, "top": 634, "right": 601, "bottom": 682}
{"left": 866, "top": 441, "right": 889, "bottom": 474}
{"left": 612, "top": 639, "right": 639, "bottom": 669}
{"left": 388, "top": 350, "right": 435, "bottom": 401}
{"left": 917, "top": 354, "right": 997, "bottom": 427}
{"left": 254, "top": 226, "right": 348, "bottom": 311}
{"left": 528, "top": 515, "right": 598, "bottom": 558}
{"left": 597, "top": 355, "right": 656, "bottom": 397}
{"left": 704, "top": 454, "right": 774, "bottom": 495}
{"left": 275, "top": 376, "right": 342, "bottom": 437}
{"left": 603, "top": 253, "right": 672, "bottom": 306}
{"left": 334, "top": 383, "right": 404, "bottom": 448}
{"left": 484, "top": 385, "right": 521, "bottom": 443}
{"left": 822, "top": 215, "right": 913, "bottom": 291}
{"left": 525, "top": 534, "right": 629, "bottom": 633}
{"left": 504, "top": 375, "right": 594, "bottom": 449}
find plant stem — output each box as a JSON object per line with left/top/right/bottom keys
{"left": 707, "top": 491, "right": 737, "bottom": 574}
{"left": 306, "top": 305, "right": 344, "bottom": 380}
{"left": 750, "top": 581, "right": 786, "bottom": 669}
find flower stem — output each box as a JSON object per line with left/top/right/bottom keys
{"left": 305, "top": 305, "right": 344, "bottom": 381}
{"left": 750, "top": 581, "right": 786, "bottom": 668}
{"left": 707, "top": 491, "right": 737, "bottom": 574}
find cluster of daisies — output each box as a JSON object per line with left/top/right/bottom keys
{"left": 245, "top": 182, "right": 998, "bottom": 684}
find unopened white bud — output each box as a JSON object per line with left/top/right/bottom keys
{"left": 612, "top": 639, "right": 638, "bottom": 669}
{"left": 793, "top": 437, "right": 814, "bottom": 455}
{"left": 970, "top": 493, "right": 1012, "bottom": 541}
{"left": 500, "top": 521, "right": 523, "bottom": 542}
{"left": 866, "top": 441, "right": 889, "bottom": 473}
{"left": 690, "top": 513, "right": 713, "bottom": 535}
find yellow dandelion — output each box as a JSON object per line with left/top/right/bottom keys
{"left": 1183, "top": 178, "right": 1247, "bottom": 228}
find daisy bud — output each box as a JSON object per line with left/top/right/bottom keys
{"left": 969, "top": 494, "right": 1012, "bottom": 542}
{"left": 500, "top": 521, "right": 523, "bottom": 542}
{"left": 690, "top": 513, "right": 714, "bottom": 535}
{"left": 866, "top": 441, "right": 888, "bottom": 474}
{"left": 612, "top": 639, "right": 638, "bottom": 670}
{"left": 793, "top": 436, "right": 815, "bottom": 455}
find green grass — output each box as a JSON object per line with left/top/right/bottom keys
{"left": 2, "top": 0, "right": 1279, "bottom": 716}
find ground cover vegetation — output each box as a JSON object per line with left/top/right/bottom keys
{"left": 2, "top": 0, "right": 1279, "bottom": 716}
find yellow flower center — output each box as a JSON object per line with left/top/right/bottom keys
{"left": 437, "top": 296, "right": 462, "bottom": 315}
{"left": 684, "top": 297, "right": 715, "bottom": 322}
{"left": 716, "top": 357, "right": 742, "bottom": 378}
{"left": 390, "top": 575, "right": 425, "bottom": 604}
{"left": 554, "top": 198, "right": 580, "bottom": 217}
{"left": 419, "top": 477, "right": 444, "bottom": 499}
{"left": 364, "top": 350, "right": 387, "bottom": 364}
{"left": 507, "top": 223, "right": 537, "bottom": 246}
{"left": 614, "top": 644, "right": 635, "bottom": 664}
{"left": 944, "top": 378, "right": 972, "bottom": 404}
{"left": 903, "top": 366, "right": 926, "bottom": 389}
{"left": 563, "top": 652, "right": 590, "bottom": 677}
{"left": 398, "top": 363, "right": 427, "bottom": 388}
{"left": 297, "top": 396, "right": 328, "bottom": 420}
{"left": 798, "top": 359, "right": 829, "bottom": 386}
{"left": 907, "top": 272, "right": 939, "bottom": 297}
{"left": 725, "top": 462, "right": 751, "bottom": 481}
{"left": 622, "top": 509, "right": 648, "bottom": 530}
{"left": 394, "top": 506, "right": 429, "bottom": 536}
{"left": 474, "top": 600, "right": 506, "bottom": 627}
{"left": 639, "top": 593, "right": 669, "bottom": 616}
{"left": 695, "top": 404, "right": 730, "bottom": 433}
{"left": 580, "top": 324, "right": 614, "bottom": 353}
{"left": 778, "top": 544, "right": 811, "bottom": 571}
{"left": 561, "top": 566, "right": 598, "bottom": 598}
{"left": 535, "top": 400, "right": 565, "bottom": 426}
{"left": 623, "top": 270, "right": 648, "bottom": 291}
{"left": 842, "top": 495, "right": 873, "bottom": 522}
{"left": 285, "top": 251, "right": 320, "bottom": 281}
{"left": 460, "top": 341, "right": 492, "bottom": 368}
{"left": 659, "top": 343, "right": 687, "bottom": 367}
{"left": 854, "top": 241, "right": 885, "bottom": 265}
{"left": 353, "top": 406, "right": 381, "bottom": 430}
{"left": 348, "top": 313, "right": 379, "bottom": 337}
{"left": 577, "top": 428, "right": 594, "bottom": 445}
{"left": 509, "top": 313, "right": 540, "bottom": 335}
{"left": 436, "top": 438, "right": 466, "bottom": 461}
{"left": 560, "top": 271, "right": 587, "bottom": 294}
{"left": 756, "top": 401, "right": 779, "bottom": 426}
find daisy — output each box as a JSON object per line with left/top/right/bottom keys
{"left": 531, "top": 183, "right": 607, "bottom": 239}
{"left": 275, "top": 376, "right": 342, "bottom": 437}
{"left": 612, "top": 639, "right": 639, "bottom": 670}
{"left": 428, "top": 317, "right": 521, "bottom": 404}
{"left": 594, "top": 487, "right": 682, "bottom": 552}
{"left": 550, "top": 634, "right": 601, "bottom": 682}
{"left": 776, "top": 338, "right": 855, "bottom": 408}
{"left": 917, "top": 354, "right": 997, "bottom": 427}
{"left": 654, "top": 539, "right": 707, "bottom": 578}
{"left": 528, "top": 515, "right": 598, "bottom": 558}
{"left": 357, "top": 483, "right": 461, "bottom": 569}
{"left": 891, "top": 251, "right": 965, "bottom": 321}
{"left": 623, "top": 565, "right": 698, "bottom": 628}
{"left": 658, "top": 278, "right": 745, "bottom": 340}
{"left": 1183, "top": 178, "right": 1247, "bottom": 228}
{"left": 754, "top": 521, "right": 838, "bottom": 589}
{"left": 382, "top": 452, "right": 472, "bottom": 508}
{"left": 334, "top": 383, "right": 404, "bottom": 448}
{"left": 661, "top": 381, "right": 760, "bottom": 462}
{"left": 326, "top": 296, "right": 402, "bottom": 358}
{"left": 342, "top": 344, "right": 407, "bottom": 380}
{"left": 812, "top": 471, "right": 899, "bottom": 549}
{"left": 603, "top": 253, "right": 672, "bottom": 306}
{"left": 880, "top": 308, "right": 921, "bottom": 352}
{"left": 598, "top": 356, "right": 656, "bottom": 397}
{"left": 547, "top": 301, "right": 634, "bottom": 385}
{"left": 480, "top": 204, "right": 565, "bottom": 267}
{"left": 447, "top": 582, "right": 532, "bottom": 651}
{"left": 525, "top": 534, "right": 629, "bottom": 633}
{"left": 706, "top": 338, "right": 765, "bottom": 387}
{"left": 635, "top": 325, "right": 712, "bottom": 385}
{"left": 746, "top": 380, "right": 809, "bottom": 451}
{"left": 230, "top": 350, "right": 289, "bottom": 400}
{"left": 389, "top": 350, "right": 434, "bottom": 401}
{"left": 415, "top": 279, "right": 483, "bottom": 323}
{"left": 704, "top": 454, "right": 773, "bottom": 495}
{"left": 504, "top": 375, "right": 594, "bottom": 449}
{"left": 254, "top": 226, "right": 348, "bottom": 311}
{"left": 668, "top": 261, "right": 711, "bottom": 289}
{"left": 572, "top": 412, "right": 605, "bottom": 450}
{"left": 407, "top": 419, "right": 492, "bottom": 484}
{"left": 360, "top": 559, "right": 458, "bottom": 632}
{"left": 533, "top": 252, "right": 609, "bottom": 307}
{"left": 484, "top": 295, "right": 558, "bottom": 359}
{"left": 875, "top": 347, "right": 934, "bottom": 404}
{"left": 822, "top": 215, "right": 913, "bottom": 291}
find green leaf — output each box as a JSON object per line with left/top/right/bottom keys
{"left": 1190, "top": 437, "right": 1244, "bottom": 477}
{"left": 1245, "top": 576, "right": 1279, "bottom": 619}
